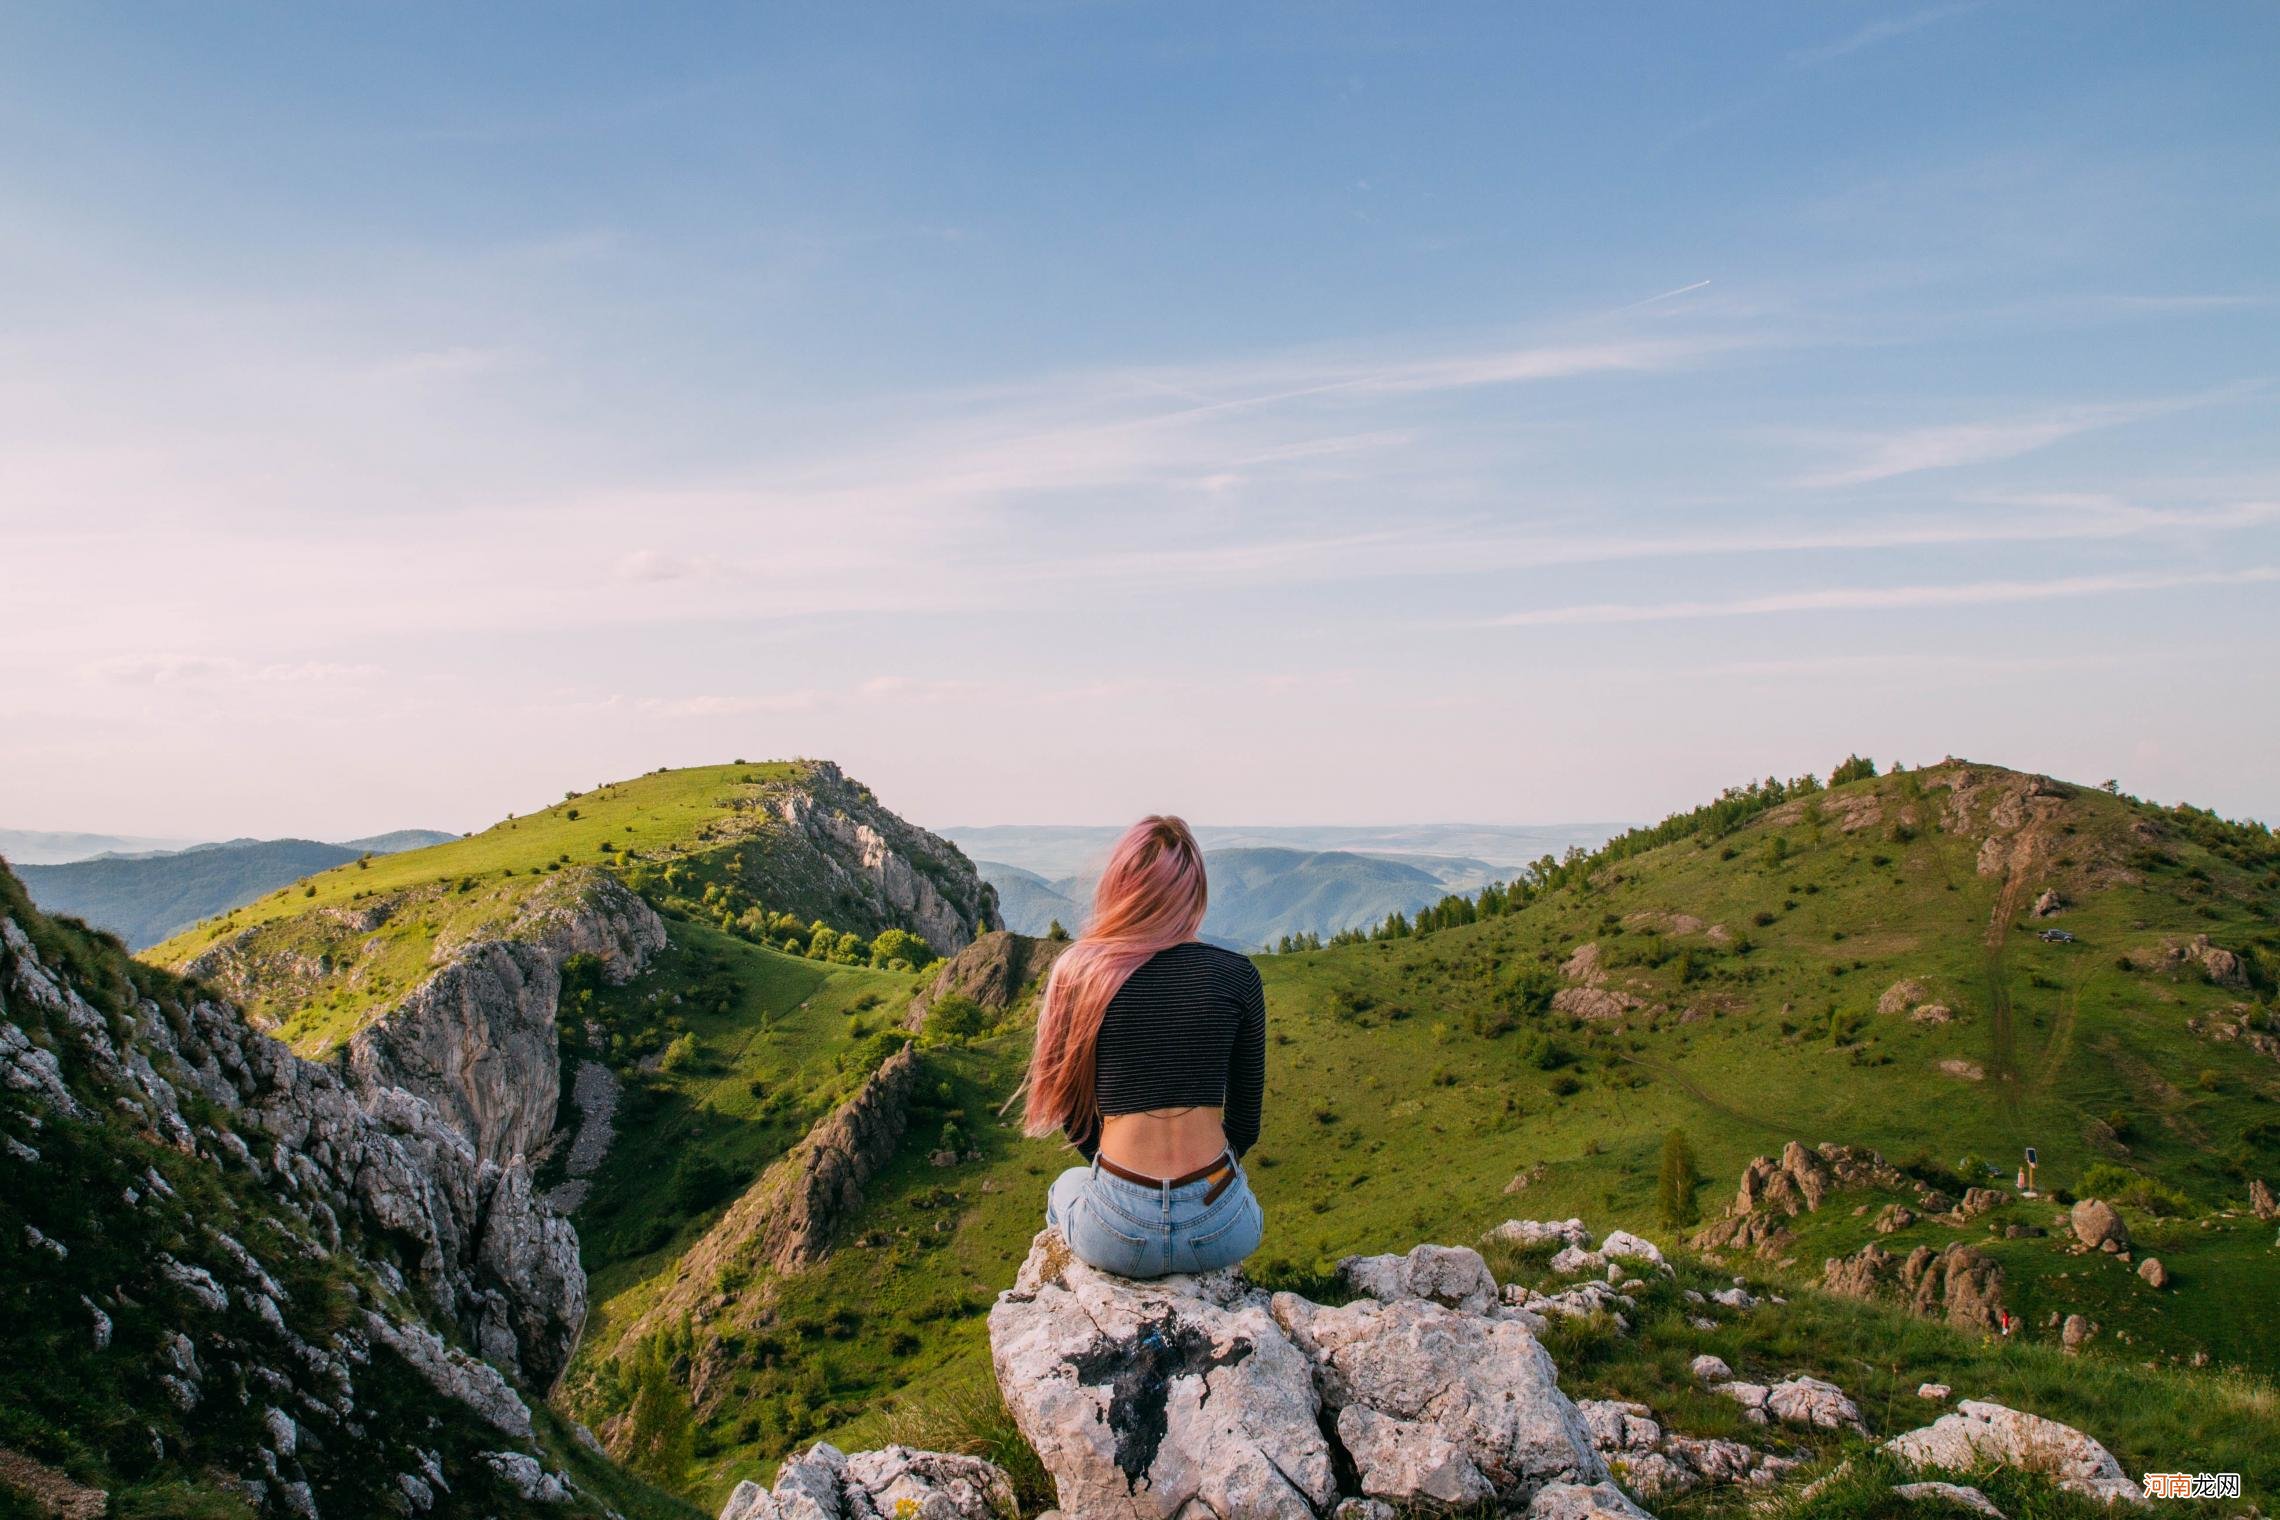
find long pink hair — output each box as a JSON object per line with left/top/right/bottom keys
{"left": 1022, "top": 815, "right": 1208, "bottom": 1141}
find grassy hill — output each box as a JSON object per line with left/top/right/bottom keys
{"left": 145, "top": 761, "right": 992, "bottom": 1055}
{"left": 544, "top": 758, "right": 2279, "bottom": 1512}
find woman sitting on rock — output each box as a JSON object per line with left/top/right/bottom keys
{"left": 1022, "top": 814, "right": 1266, "bottom": 1277}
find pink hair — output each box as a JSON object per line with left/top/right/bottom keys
{"left": 1023, "top": 815, "right": 1208, "bottom": 1141}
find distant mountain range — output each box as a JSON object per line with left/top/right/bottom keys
{"left": 0, "top": 827, "right": 203, "bottom": 865}
{"left": 979, "top": 845, "right": 1495, "bottom": 949}
{"left": 940, "top": 820, "right": 1625, "bottom": 881}
{"left": 950, "top": 821, "right": 1626, "bottom": 947}
{"left": 13, "top": 829, "right": 458, "bottom": 948}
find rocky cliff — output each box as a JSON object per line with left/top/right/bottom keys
{"left": 0, "top": 868, "right": 611, "bottom": 1516}
{"left": 343, "top": 872, "right": 665, "bottom": 1167}
{"left": 905, "top": 928, "right": 1070, "bottom": 1030}
{"left": 764, "top": 761, "right": 1000, "bottom": 955}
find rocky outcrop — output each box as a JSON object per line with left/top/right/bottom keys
{"left": 1695, "top": 1141, "right": 1950, "bottom": 1259}
{"left": 2126, "top": 934, "right": 2246, "bottom": 987}
{"left": 1887, "top": 1401, "right": 2144, "bottom": 1505}
{"left": 718, "top": 1441, "right": 1015, "bottom": 1520}
{"left": 611, "top": 1044, "right": 922, "bottom": 1402}
{"left": 989, "top": 1231, "right": 1337, "bottom": 1518}
{"left": 347, "top": 871, "right": 664, "bottom": 1168}
{"left": 906, "top": 929, "right": 1071, "bottom": 1031}
{"left": 0, "top": 880, "right": 591, "bottom": 1512}
{"left": 2252, "top": 1178, "right": 2277, "bottom": 1221}
{"left": 769, "top": 762, "right": 1000, "bottom": 955}
{"left": 1823, "top": 1242, "right": 2004, "bottom": 1333}
{"left": 1575, "top": 1398, "right": 1799, "bottom": 1496}
{"left": 990, "top": 1234, "right": 1607, "bottom": 1517}
{"left": 1710, "top": 1376, "right": 1865, "bottom": 1433}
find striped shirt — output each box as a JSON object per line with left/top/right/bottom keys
{"left": 1069, "top": 941, "right": 1267, "bottom": 1160}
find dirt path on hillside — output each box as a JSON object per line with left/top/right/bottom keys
{"left": 1980, "top": 801, "right": 2058, "bottom": 1129}
{"left": 1618, "top": 1053, "right": 1792, "bottom": 1142}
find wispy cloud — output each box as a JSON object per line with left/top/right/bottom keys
{"left": 1791, "top": 2, "right": 1985, "bottom": 67}
{"left": 1479, "top": 566, "right": 2279, "bottom": 628}
{"left": 1789, "top": 394, "right": 2221, "bottom": 488}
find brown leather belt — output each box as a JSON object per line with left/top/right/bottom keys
{"left": 1095, "top": 1148, "right": 1238, "bottom": 1205}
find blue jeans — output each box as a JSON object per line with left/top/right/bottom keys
{"left": 1046, "top": 1154, "right": 1265, "bottom": 1278}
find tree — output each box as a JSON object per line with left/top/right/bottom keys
{"left": 1046, "top": 919, "right": 1071, "bottom": 942}
{"left": 1657, "top": 1127, "right": 1699, "bottom": 1228}
{"left": 1830, "top": 754, "right": 1878, "bottom": 787}
{"left": 622, "top": 1331, "right": 694, "bottom": 1484}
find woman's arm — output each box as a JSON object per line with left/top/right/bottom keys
{"left": 1224, "top": 964, "right": 1266, "bottom": 1157}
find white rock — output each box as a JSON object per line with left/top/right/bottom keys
{"left": 1887, "top": 1400, "right": 2144, "bottom": 1506}
{"left": 481, "top": 1451, "right": 573, "bottom": 1504}
{"left": 988, "top": 1230, "right": 1335, "bottom": 1518}
{"left": 1598, "top": 1231, "right": 1667, "bottom": 1270}
{"left": 1487, "top": 1218, "right": 1594, "bottom": 1250}
{"left": 1765, "top": 1376, "right": 1865, "bottom": 1433}
{"left": 1689, "top": 1354, "right": 1732, "bottom": 1383}
{"left": 1273, "top": 1291, "right": 1606, "bottom": 1507}
{"left": 1527, "top": 1480, "right": 1656, "bottom": 1520}
{"left": 1339, "top": 1243, "right": 1501, "bottom": 1315}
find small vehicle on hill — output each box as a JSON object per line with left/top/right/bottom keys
{"left": 2038, "top": 928, "right": 2077, "bottom": 944}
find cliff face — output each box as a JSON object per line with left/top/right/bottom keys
{"left": 345, "top": 872, "right": 665, "bottom": 1167}
{"left": 904, "top": 928, "right": 1071, "bottom": 1030}
{"left": 767, "top": 762, "right": 1000, "bottom": 955}
{"left": 0, "top": 872, "right": 601, "bottom": 1515}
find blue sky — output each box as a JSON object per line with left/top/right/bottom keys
{"left": 3, "top": 2, "right": 2276, "bottom": 839}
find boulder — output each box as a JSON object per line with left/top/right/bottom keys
{"left": 1886, "top": 1400, "right": 2143, "bottom": 1505}
{"left": 1902, "top": 1244, "right": 2006, "bottom": 1333}
{"left": 1874, "top": 1204, "right": 1916, "bottom": 1234}
{"left": 1271, "top": 1292, "right": 1606, "bottom": 1508}
{"left": 1487, "top": 1218, "right": 1593, "bottom": 1250}
{"left": 987, "top": 1231, "right": 1335, "bottom": 1518}
{"left": 720, "top": 1449, "right": 1016, "bottom": 1513}
{"left": 1339, "top": 1244, "right": 1501, "bottom": 1315}
{"left": 2252, "top": 1179, "right": 2277, "bottom": 1221}
{"left": 2136, "top": 1257, "right": 2166, "bottom": 1289}
{"left": 2062, "top": 1314, "right": 2093, "bottom": 1353}
{"left": 1526, "top": 1481, "right": 1655, "bottom": 1520}
{"left": 2032, "top": 889, "right": 2062, "bottom": 918}
{"left": 1764, "top": 1376, "right": 1866, "bottom": 1433}
{"left": 1689, "top": 1354, "right": 1732, "bottom": 1383}
{"left": 2070, "top": 1199, "right": 2129, "bottom": 1253}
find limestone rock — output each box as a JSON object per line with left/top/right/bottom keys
{"left": 906, "top": 930, "right": 1070, "bottom": 1030}
{"left": 720, "top": 1442, "right": 1018, "bottom": 1520}
{"left": 2136, "top": 1256, "right": 2166, "bottom": 1288}
{"left": 1339, "top": 1243, "right": 1502, "bottom": 1315}
{"left": 1764, "top": 1376, "right": 1865, "bottom": 1433}
{"left": 480, "top": 1450, "right": 573, "bottom": 1504}
{"left": 1527, "top": 1481, "right": 1655, "bottom": 1520}
{"left": 1487, "top": 1218, "right": 1593, "bottom": 1250}
{"left": 1887, "top": 1400, "right": 2143, "bottom": 1505}
{"left": 2062, "top": 1314, "right": 2093, "bottom": 1353}
{"left": 2032, "top": 889, "right": 2062, "bottom": 918}
{"left": 2251, "top": 1178, "right": 2276, "bottom": 1221}
{"left": 2070, "top": 1199, "right": 2129, "bottom": 1253}
{"left": 1690, "top": 1354, "right": 1732, "bottom": 1383}
{"left": 1874, "top": 1204, "right": 1916, "bottom": 1234}
{"left": 988, "top": 1231, "right": 1335, "bottom": 1519}
{"left": 1272, "top": 1291, "right": 1606, "bottom": 1508}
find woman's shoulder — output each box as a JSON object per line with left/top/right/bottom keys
{"left": 1158, "top": 940, "right": 1263, "bottom": 987}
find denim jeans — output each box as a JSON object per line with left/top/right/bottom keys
{"left": 1046, "top": 1154, "right": 1265, "bottom": 1278}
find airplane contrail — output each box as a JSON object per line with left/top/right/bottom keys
{"left": 1622, "top": 278, "right": 1711, "bottom": 310}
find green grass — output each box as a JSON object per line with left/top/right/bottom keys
{"left": 549, "top": 763, "right": 2280, "bottom": 1512}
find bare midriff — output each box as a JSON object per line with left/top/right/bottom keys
{"left": 1098, "top": 1105, "right": 1229, "bottom": 1179}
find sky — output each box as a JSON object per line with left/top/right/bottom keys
{"left": 3, "top": 2, "right": 2276, "bottom": 841}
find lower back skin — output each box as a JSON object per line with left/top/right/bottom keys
{"left": 1099, "top": 1106, "right": 1229, "bottom": 1177}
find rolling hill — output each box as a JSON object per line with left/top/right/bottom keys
{"left": 522, "top": 757, "right": 2278, "bottom": 1512}
{"left": 17, "top": 832, "right": 452, "bottom": 949}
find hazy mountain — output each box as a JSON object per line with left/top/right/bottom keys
{"left": 0, "top": 827, "right": 201, "bottom": 865}
{"left": 939, "top": 820, "right": 1626, "bottom": 880}
{"left": 981, "top": 845, "right": 1452, "bottom": 948}
{"left": 976, "top": 859, "right": 1085, "bottom": 937}
{"left": 17, "top": 829, "right": 458, "bottom": 949}
{"left": 339, "top": 828, "right": 460, "bottom": 853}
